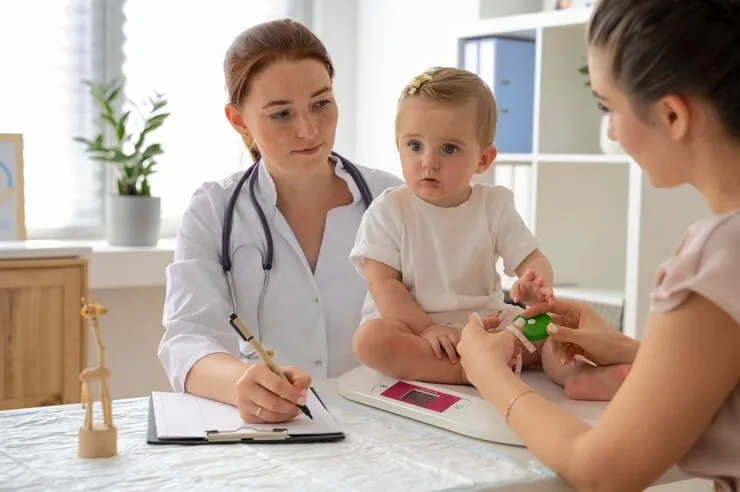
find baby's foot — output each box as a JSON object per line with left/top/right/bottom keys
{"left": 564, "top": 364, "right": 631, "bottom": 401}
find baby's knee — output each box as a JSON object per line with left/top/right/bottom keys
{"left": 352, "top": 319, "right": 409, "bottom": 363}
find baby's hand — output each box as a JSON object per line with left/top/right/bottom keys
{"left": 420, "top": 324, "right": 461, "bottom": 363}
{"left": 510, "top": 269, "right": 555, "bottom": 306}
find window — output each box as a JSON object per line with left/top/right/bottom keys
{"left": 1, "top": 0, "right": 295, "bottom": 239}
{"left": 120, "top": 0, "right": 290, "bottom": 237}
{"left": 0, "top": 0, "right": 106, "bottom": 238}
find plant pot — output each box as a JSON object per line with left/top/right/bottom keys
{"left": 105, "top": 194, "right": 161, "bottom": 247}
{"left": 600, "top": 115, "right": 625, "bottom": 155}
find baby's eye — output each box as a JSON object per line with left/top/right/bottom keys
{"left": 442, "top": 144, "right": 458, "bottom": 155}
{"left": 408, "top": 140, "right": 422, "bottom": 152}
{"left": 270, "top": 110, "right": 290, "bottom": 120}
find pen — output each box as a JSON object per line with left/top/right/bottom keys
{"left": 228, "top": 313, "right": 313, "bottom": 420}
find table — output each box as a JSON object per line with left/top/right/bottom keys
{"left": 0, "top": 379, "right": 688, "bottom": 491}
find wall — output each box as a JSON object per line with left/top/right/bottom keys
{"left": 479, "top": 0, "right": 541, "bottom": 17}
{"left": 623, "top": 169, "right": 710, "bottom": 339}
{"left": 311, "top": 0, "right": 360, "bottom": 161}
{"left": 87, "top": 287, "right": 172, "bottom": 399}
{"left": 354, "top": 0, "right": 481, "bottom": 176}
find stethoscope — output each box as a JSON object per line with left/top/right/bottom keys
{"left": 221, "top": 151, "right": 374, "bottom": 359}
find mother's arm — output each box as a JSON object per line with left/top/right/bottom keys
{"left": 475, "top": 292, "right": 740, "bottom": 492}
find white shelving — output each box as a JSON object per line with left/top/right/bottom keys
{"left": 458, "top": 6, "right": 593, "bottom": 37}
{"left": 497, "top": 153, "right": 632, "bottom": 164}
{"left": 459, "top": 5, "right": 709, "bottom": 338}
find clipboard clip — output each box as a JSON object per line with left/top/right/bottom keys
{"left": 205, "top": 427, "right": 289, "bottom": 442}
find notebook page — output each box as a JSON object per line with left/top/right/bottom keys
{"left": 152, "top": 389, "right": 341, "bottom": 439}
{"left": 152, "top": 391, "right": 211, "bottom": 439}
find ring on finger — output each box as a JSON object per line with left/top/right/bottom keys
{"left": 256, "top": 406, "right": 263, "bottom": 418}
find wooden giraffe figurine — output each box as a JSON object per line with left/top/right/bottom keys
{"left": 78, "top": 296, "right": 117, "bottom": 459}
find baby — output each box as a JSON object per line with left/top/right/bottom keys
{"left": 350, "top": 67, "right": 627, "bottom": 401}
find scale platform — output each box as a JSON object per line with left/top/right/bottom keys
{"left": 337, "top": 365, "right": 608, "bottom": 446}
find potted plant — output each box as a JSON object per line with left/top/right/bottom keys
{"left": 579, "top": 62, "right": 624, "bottom": 155}
{"left": 74, "top": 79, "right": 169, "bottom": 246}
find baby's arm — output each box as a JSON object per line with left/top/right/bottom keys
{"left": 363, "top": 258, "right": 434, "bottom": 335}
{"left": 510, "top": 249, "right": 555, "bottom": 306}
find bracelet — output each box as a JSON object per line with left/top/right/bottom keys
{"left": 504, "top": 389, "right": 535, "bottom": 427}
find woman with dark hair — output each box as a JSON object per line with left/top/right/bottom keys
{"left": 159, "top": 18, "right": 401, "bottom": 425}
{"left": 458, "top": 1, "right": 740, "bottom": 490}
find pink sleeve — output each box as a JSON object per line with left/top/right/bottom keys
{"left": 650, "top": 214, "right": 740, "bottom": 325}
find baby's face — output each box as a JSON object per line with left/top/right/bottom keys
{"left": 396, "top": 96, "right": 489, "bottom": 207}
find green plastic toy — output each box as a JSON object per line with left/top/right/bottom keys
{"left": 512, "top": 313, "right": 551, "bottom": 342}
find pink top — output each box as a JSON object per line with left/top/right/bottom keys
{"left": 650, "top": 210, "right": 740, "bottom": 491}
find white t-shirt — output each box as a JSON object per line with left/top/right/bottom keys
{"left": 349, "top": 183, "right": 540, "bottom": 326}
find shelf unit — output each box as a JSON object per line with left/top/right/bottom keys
{"left": 458, "top": 6, "right": 711, "bottom": 338}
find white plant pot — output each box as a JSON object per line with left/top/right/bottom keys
{"left": 105, "top": 194, "right": 161, "bottom": 246}
{"left": 600, "top": 115, "right": 625, "bottom": 155}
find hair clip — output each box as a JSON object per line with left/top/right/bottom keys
{"left": 407, "top": 73, "right": 433, "bottom": 95}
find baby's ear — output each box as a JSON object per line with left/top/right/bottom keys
{"left": 476, "top": 145, "right": 497, "bottom": 173}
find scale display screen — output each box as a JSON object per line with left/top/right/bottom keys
{"left": 400, "top": 389, "right": 438, "bottom": 406}
{"left": 381, "top": 381, "right": 460, "bottom": 413}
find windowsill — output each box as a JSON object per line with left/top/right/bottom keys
{"left": 0, "top": 238, "right": 176, "bottom": 290}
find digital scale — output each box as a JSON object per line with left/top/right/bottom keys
{"left": 337, "top": 365, "right": 608, "bottom": 446}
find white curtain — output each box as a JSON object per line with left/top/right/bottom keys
{"left": 0, "top": 0, "right": 105, "bottom": 236}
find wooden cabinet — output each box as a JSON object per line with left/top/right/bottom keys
{"left": 0, "top": 257, "right": 88, "bottom": 410}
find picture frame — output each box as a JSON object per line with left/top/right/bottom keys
{"left": 0, "top": 134, "right": 26, "bottom": 240}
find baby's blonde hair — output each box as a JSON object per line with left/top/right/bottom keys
{"left": 395, "top": 67, "right": 498, "bottom": 150}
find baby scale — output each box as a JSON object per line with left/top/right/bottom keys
{"left": 337, "top": 365, "right": 608, "bottom": 446}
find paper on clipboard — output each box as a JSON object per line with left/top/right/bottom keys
{"left": 151, "top": 389, "right": 341, "bottom": 440}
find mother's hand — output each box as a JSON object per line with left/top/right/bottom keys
{"left": 522, "top": 299, "right": 639, "bottom": 366}
{"left": 458, "top": 314, "right": 522, "bottom": 387}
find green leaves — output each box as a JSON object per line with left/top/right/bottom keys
{"left": 73, "top": 79, "right": 170, "bottom": 196}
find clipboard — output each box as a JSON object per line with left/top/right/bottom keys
{"left": 146, "top": 387, "right": 345, "bottom": 445}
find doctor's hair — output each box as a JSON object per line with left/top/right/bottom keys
{"left": 395, "top": 67, "right": 497, "bottom": 149}
{"left": 588, "top": 0, "right": 740, "bottom": 139}
{"left": 224, "top": 18, "right": 335, "bottom": 162}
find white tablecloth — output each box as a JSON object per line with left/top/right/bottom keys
{"left": 0, "top": 379, "right": 684, "bottom": 491}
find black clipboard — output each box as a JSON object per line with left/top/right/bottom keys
{"left": 146, "top": 387, "right": 345, "bottom": 445}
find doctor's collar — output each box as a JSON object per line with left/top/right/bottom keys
{"left": 248, "top": 154, "right": 365, "bottom": 209}
{"left": 330, "top": 154, "right": 366, "bottom": 207}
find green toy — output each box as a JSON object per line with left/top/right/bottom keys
{"left": 513, "top": 313, "right": 551, "bottom": 342}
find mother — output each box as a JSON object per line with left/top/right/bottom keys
{"left": 458, "top": 1, "right": 740, "bottom": 491}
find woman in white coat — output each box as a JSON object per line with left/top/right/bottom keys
{"left": 158, "top": 18, "right": 401, "bottom": 424}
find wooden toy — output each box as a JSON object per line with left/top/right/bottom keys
{"left": 78, "top": 296, "right": 117, "bottom": 459}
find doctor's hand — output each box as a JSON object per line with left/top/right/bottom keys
{"left": 420, "top": 324, "right": 461, "bottom": 363}
{"left": 236, "top": 364, "right": 312, "bottom": 423}
{"left": 457, "top": 314, "right": 521, "bottom": 387}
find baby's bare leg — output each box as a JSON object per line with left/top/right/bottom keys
{"left": 353, "top": 319, "right": 467, "bottom": 384}
{"left": 541, "top": 338, "right": 630, "bottom": 401}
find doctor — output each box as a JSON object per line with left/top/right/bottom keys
{"left": 158, "top": 18, "right": 401, "bottom": 424}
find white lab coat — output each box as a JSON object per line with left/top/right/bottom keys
{"left": 158, "top": 157, "right": 403, "bottom": 392}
